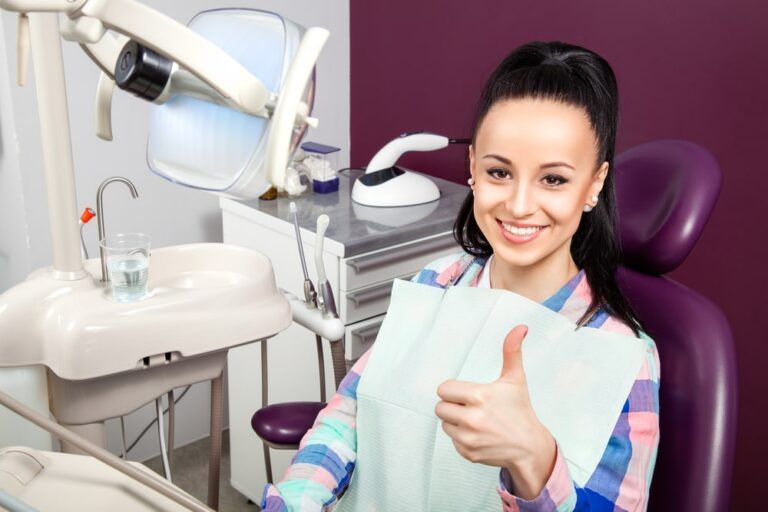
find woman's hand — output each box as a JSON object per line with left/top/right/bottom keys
{"left": 434, "top": 325, "right": 557, "bottom": 499}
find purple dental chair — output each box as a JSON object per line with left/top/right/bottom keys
{"left": 250, "top": 139, "right": 737, "bottom": 510}
{"left": 614, "top": 139, "right": 737, "bottom": 511}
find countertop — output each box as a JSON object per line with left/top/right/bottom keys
{"left": 220, "top": 169, "right": 469, "bottom": 258}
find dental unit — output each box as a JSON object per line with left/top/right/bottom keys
{"left": 0, "top": 1, "right": 344, "bottom": 510}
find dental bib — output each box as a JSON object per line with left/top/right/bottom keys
{"left": 336, "top": 280, "right": 647, "bottom": 511}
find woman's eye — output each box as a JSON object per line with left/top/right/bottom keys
{"left": 487, "top": 168, "right": 511, "bottom": 179}
{"left": 543, "top": 175, "right": 568, "bottom": 187}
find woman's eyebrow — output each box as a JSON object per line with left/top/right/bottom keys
{"left": 540, "top": 161, "right": 575, "bottom": 171}
{"left": 483, "top": 154, "right": 575, "bottom": 171}
{"left": 482, "top": 154, "right": 512, "bottom": 164}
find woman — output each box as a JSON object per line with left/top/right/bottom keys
{"left": 263, "top": 41, "right": 660, "bottom": 511}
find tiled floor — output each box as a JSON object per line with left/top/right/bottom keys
{"left": 144, "top": 431, "right": 258, "bottom": 512}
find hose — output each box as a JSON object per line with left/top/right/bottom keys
{"left": 330, "top": 336, "right": 347, "bottom": 390}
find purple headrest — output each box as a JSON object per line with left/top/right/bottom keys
{"left": 614, "top": 140, "right": 721, "bottom": 275}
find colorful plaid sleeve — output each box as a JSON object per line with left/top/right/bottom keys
{"left": 261, "top": 350, "right": 371, "bottom": 512}
{"left": 498, "top": 335, "right": 661, "bottom": 511}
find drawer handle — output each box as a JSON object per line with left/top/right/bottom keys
{"left": 347, "top": 274, "right": 416, "bottom": 307}
{"left": 347, "top": 236, "right": 457, "bottom": 274}
{"left": 351, "top": 322, "right": 383, "bottom": 345}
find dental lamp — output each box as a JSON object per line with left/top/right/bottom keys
{"left": 6, "top": 0, "right": 327, "bottom": 198}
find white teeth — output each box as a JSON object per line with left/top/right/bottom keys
{"left": 502, "top": 223, "right": 544, "bottom": 236}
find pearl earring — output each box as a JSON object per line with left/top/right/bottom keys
{"left": 467, "top": 177, "right": 475, "bottom": 186}
{"left": 583, "top": 194, "right": 599, "bottom": 212}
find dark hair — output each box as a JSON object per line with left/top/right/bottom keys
{"left": 454, "top": 41, "right": 646, "bottom": 336}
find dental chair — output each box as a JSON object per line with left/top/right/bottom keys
{"left": 613, "top": 139, "right": 736, "bottom": 511}
{"left": 249, "top": 139, "right": 737, "bottom": 510}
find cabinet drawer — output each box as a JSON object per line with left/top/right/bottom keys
{"left": 340, "top": 273, "right": 415, "bottom": 324}
{"left": 345, "top": 315, "right": 385, "bottom": 362}
{"left": 340, "top": 233, "right": 458, "bottom": 291}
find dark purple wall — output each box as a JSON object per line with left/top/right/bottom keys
{"left": 351, "top": 1, "right": 767, "bottom": 508}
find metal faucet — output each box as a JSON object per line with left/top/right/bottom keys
{"left": 97, "top": 177, "right": 139, "bottom": 282}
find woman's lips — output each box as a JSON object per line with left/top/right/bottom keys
{"left": 497, "top": 220, "right": 547, "bottom": 244}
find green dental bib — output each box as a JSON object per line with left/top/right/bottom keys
{"left": 336, "top": 280, "right": 647, "bottom": 511}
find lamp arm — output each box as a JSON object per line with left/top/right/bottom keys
{"left": 79, "top": 32, "right": 127, "bottom": 78}
{"left": 0, "top": 0, "right": 271, "bottom": 115}
{"left": 76, "top": 0, "right": 269, "bottom": 115}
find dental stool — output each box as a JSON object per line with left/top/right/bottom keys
{"left": 251, "top": 336, "right": 342, "bottom": 484}
{"left": 613, "top": 140, "right": 737, "bottom": 511}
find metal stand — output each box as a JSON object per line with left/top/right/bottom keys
{"left": 208, "top": 372, "right": 224, "bottom": 510}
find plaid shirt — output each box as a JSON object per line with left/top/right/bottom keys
{"left": 263, "top": 252, "right": 660, "bottom": 511}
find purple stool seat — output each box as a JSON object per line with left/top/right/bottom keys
{"left": 252, "top": 401, "right": 327, "bottom": 446}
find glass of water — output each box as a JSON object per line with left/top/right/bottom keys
{"left": 100, "top": 233, "right": 151, "bottom": 302}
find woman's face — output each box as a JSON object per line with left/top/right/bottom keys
{"left": 469, "top": 98, "right": 609, "bottom": 271}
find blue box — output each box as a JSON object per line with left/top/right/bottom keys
{"left": 313, "top": 177, "right": 339, "bottom": 194}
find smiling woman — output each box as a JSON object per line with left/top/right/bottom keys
{"left": 456, "top": 41, "right": 643, "bottom": 333}
{"left": 467, "top": 99, "right": 609, "bottom": 303}
{"left": 262, "top": 41, "right": 659, "bottom": 512}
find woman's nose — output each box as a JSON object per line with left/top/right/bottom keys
{"left": 506, "top": 183, "right": 536, "bottom": 218}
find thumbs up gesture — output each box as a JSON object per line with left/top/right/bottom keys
{"left": 435, "top": 325, "right": 557, "bottom": 498}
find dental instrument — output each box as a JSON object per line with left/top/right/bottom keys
{"left": 290, "top": 201, "right": 318, "bottom": 308}
{"left": 314, "top": 215, "right": 337, "bottom": 319}
{"left": 351, "top": 132, "right": 471, "bottom": 207}
{"left": 313, "top": 214, "right": 346, "bottom": 390}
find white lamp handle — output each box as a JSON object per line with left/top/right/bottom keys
{"left": 16, "top": 13, "right": 29, "bottom": 86}
{"left": 80, "top": 32, "right": 129, "bottom": 78}
{"left": 95, "top": 72, "right": 115, "bottom": 141}
{"left": 366, "top": 132, "right": 449, "bottom": 173}
{"left": 265, "top": 26, "right": 329, "bottom": 190}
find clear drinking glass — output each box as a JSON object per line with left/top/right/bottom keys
{"left": 100, "top": 233, "right": 151, "bottom": 302}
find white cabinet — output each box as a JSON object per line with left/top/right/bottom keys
{"left": 220, "top": 175, "right": 468, "bottom": 501}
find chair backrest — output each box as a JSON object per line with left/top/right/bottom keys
{"left": 613, "top": 140, "right": 737, "bottom": 511}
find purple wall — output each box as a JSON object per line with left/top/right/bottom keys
{"left": 351, "top": 1, "right": 767, "bottom": 508}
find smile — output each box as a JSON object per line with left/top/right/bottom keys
{"left": 497, "top": 220, "right": 548, "bottom": 244}
{"left": 500, "top": 222, "right": 546, "bottom": 236}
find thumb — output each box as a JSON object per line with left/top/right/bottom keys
{"left": 498, "top": 325, "right": 528, "bottom": 382}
